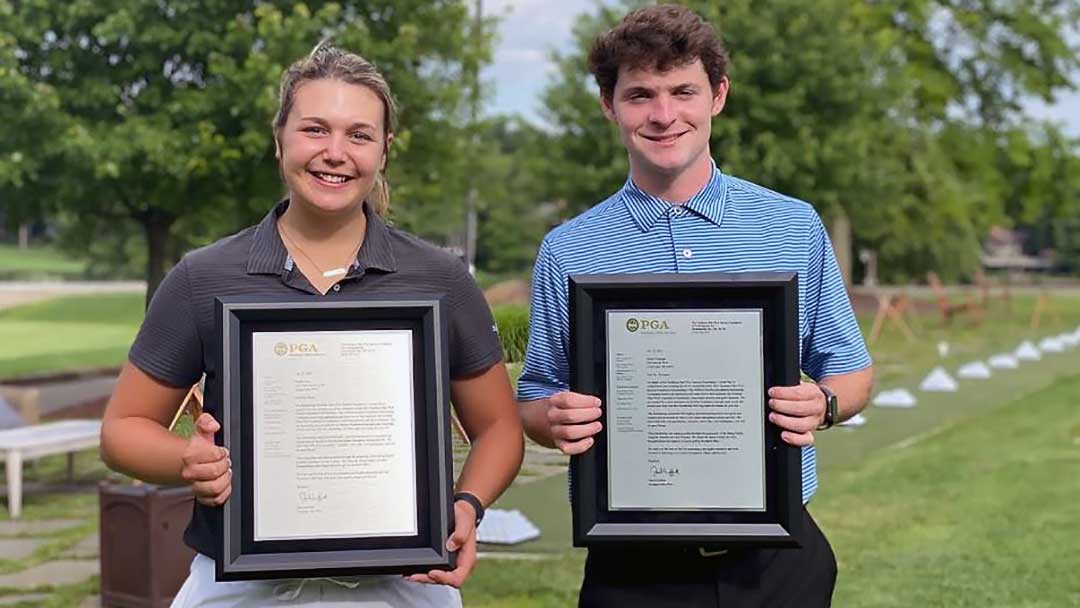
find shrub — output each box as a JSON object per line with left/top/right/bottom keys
{"left": 493, "top": 304, "right": 530, "bottom": 363}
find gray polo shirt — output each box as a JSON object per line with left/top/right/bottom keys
{"left": 129, "top": 199, "right": 502, "bottom": 558}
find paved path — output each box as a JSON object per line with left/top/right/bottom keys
{"left": 0, "top": 431, "right": 566, "bottom": 605}
{"left": 0, "top": 515, "right": 98, "bottom": 604}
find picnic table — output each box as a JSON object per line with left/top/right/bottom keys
{"left": 0, "top": 419, "right": 101, "bottom": 518}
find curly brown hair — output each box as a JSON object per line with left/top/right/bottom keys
{"left": 588, "top": 4, "right": 729, "bottom": 101}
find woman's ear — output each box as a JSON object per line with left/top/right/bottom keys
{"left": 382, "top": 132, "right": 394, "bottom": 171}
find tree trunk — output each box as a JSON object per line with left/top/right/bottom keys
{"left": 17, "top": 224, "right": 29, "bottom": 249}
{"left": 829, "top": 211, "right": 853, "bottom": 289}
{"left": 143, "top": 213, "right": 174, "bottom": 309}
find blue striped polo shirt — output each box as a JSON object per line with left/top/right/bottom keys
{"left": 518, "top": 162, "right": 872, "bottom": 504}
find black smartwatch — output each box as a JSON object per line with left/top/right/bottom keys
{"left": 816, "top": 384, "right": 839, "bottom": 430}
{"left": 453, "top": 492, "right": 485, "bottom": 525}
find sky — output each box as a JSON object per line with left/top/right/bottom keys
{"left": 483, "top": 0, "right": 585, "bottom": 124}
{"left": 484, "top": 0, "right": 1080, "bottom": 135}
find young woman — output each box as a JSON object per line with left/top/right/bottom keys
{"left": 100, "top": 42, "right": 523, "bottom": 606}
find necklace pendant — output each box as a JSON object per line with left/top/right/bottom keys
{"left": 322, "top": 267, "right": 347, "bottom": 278}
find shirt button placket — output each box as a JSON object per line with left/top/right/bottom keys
{"left": 670, "top": 206, "right": 694, "bottom": 271}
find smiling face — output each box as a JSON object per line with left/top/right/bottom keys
{"left": 602, "top": 59, "right": 727, "bottom": 189}
{"left": 275, "top": 78, "right": 392, "bottom": 215}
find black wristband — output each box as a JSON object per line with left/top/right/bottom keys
{"left": 816, "top": 383, "right": 838, "bottom": 430}
{"left": 453, "top": 492, "right": 485, "bottom": 525}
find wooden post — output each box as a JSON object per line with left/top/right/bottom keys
{"left": 858, "top": 249, "right": 878, "bottom": 288}
{"left": 869, "top": 293, "right": 916, "bottom": 344}
{"left": 451, "top": 412, "right": 470, "bottom": 447}
{"left": 6, "top": 450, "right": 23, "bottom": 518}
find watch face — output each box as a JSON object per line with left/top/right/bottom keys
{"left": 821, "top": 386, "right": 838, "bottom": 427}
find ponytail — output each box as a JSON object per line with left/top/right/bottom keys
{"left": 367, "top": 172, "right": 391, "bottom": 217}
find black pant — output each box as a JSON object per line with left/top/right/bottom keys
{"left": 578, "top": 507, "right": 837, "bottom": 608}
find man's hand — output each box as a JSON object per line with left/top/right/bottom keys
{"left": 767, "top": 381, "right": 826, "bottom": 447}
{"left": 407, "top": 499, "right": 478, "bottom": 588}
{"left": 547, "top": 391, "right": 602, "bottom": 455}
{"left": 179, "top": 413, "right": 232, "bottom": 506}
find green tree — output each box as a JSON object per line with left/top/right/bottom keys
{"left": 529, "top": 4, "right": 633, "bottom": 218}
{"left": 531, "top": 0, "right": 1080, "bottom": 282}
{"left": 532, "top": 0, "right": 905, "bottom": 257}
{"left": 996, "top": 124, "right": 1080, "bottom": 273}
{"left": 473, "top": 116, "right": 551, "bottom": 275}
{"left": 0, "top": 27, "right": 68, "bottom": 227}
{"left": 861, "top": 0, "right": 1080, "bottom": 128}
{"left": 1, "top": 0, "right": 488, "bottom": 303}
{"left": 850, "top": 0, "right": 1080, "bottom": 279}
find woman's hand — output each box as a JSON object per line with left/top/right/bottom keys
{"left": 179, "top": 413, "right": 232, "bottom": 506}
{"left": 407, "top": 499, "right": 479, "bottom": 588}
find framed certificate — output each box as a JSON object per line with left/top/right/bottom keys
{"left": 568, "top": 273, "right": 801, "bottom": 547}
{"left": 213, "top": 296, "right": 455, "bottom": 581}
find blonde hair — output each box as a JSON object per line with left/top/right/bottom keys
{"left": 273, "top": 41, "right": 398, "bottom": 215}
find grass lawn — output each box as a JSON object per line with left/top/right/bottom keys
{"left": 0, "top": 293, "right": 143, "bottom": 380}
{"left": 817, "top": 373, "right": 1080, "bottom": 607}
{"left": 0, "top": 245, "right": 86, "bottom": 279}
{"left": 460, "top": 294, "right": 1080, "bottom": 607}
{"left": 858, "top": 293, "right": 1080, "bottom": 387}
{"left": 2, "top": 290, "right": 1079, "bottom": 606}
{"left": 463, "top": 369, "right": 1080, "bottom": 607}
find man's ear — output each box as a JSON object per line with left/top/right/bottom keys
{"left": 274, "top": 136, "right": 281, "bottom": 160}
{"left": 711, "top": 76, "right": 730, "bottom": 116}
{"left": 600, "top": 94, "right": 617, "bottom": 123}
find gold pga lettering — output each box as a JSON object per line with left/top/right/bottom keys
{"left": 625, "top": 318, "right": 670, "bottom": 332}
{"left": 273, "top": 342, "right": 319, "bottom": 356}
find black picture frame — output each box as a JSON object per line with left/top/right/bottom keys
{"left": 214, "top": 296, "right": 455, "bottom": 581}
{"left": 569, "top": 273, "right": 801, "bottom": 548}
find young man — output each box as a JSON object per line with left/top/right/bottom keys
{"left": 517, "top": 5, "right": 874, "bottom": 607}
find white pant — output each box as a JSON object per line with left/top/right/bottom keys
{"left": 171, "top": 553, "right": 463, "bottom": 607}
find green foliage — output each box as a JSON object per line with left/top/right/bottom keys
{"left": 860, "top": 0, "right": 1080, "bottom": 126}
{"left": 0, "top": 0, "right": 493, "bottom": 299}
{"left": 3, "top": 0, "right": 1078, "bottom": 287}
{"left": 529, "top": 4, "right": 634, "bottom": 217}
{"left": 492, "top": 303, "right": 529, "bottom": 363}
{"left": 1050, "top": 218, "right": 1080, "bottom": 274}
{"left": 529, "top": 0, "right": 1080, "bottom": 281}
{"left": 474, "top": 117, "right": 552, "bottom": 274}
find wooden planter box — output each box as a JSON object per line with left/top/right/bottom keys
{"left": 99, "top": 481, "right": 196, "bottom": 608}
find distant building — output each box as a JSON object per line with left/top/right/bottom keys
{"left": 981, "top": 226, "right": 1053, "bottom": 271}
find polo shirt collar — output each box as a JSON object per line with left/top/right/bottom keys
{"left": 355, "top": 203, "right": 397, "bottom": 273}
{"left": 621, "top": 161, "right": 728, "bottom": 232}
{"left": 246, "top": 199, "right": 397, "bottom": 276}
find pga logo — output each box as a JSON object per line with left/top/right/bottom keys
{"left": 274, "top": 342, "right": 319, "bottom": 356}
{"left": 625, "top": 318, "right": 669, "bottom": 332}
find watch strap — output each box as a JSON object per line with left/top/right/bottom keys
{"left": 453, "top": 492, "right": 485, "bottom": 525}
{"left": 817, "top": 383, "right": 838, "bottom": 430}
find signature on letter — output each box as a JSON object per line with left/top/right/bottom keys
{"left": 298, "top": 489, "right": 329, "bottom": 504}
{"left": 650, "top": 465, "right": 681, "bottom": 477}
